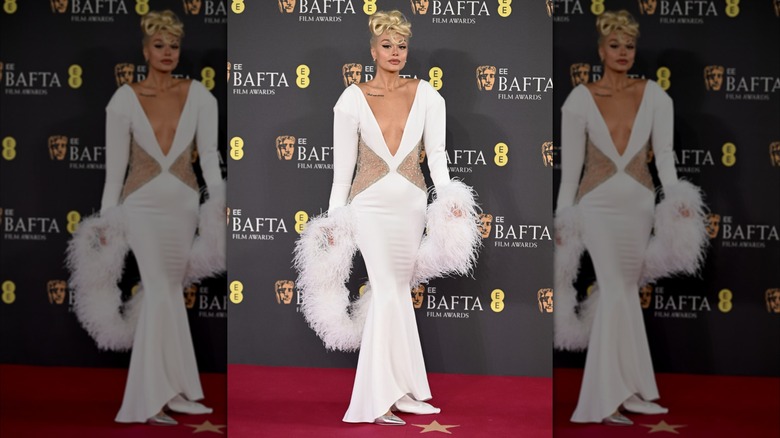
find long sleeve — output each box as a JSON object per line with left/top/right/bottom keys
{"left": 328, "top": 88, "right": 359, "bottom": 212}
{"left": 556, "top": 88, "right": 587, "bottom": 211}
{"left": 650, "top": 82, "right": 678, "bottom": 189}
{"left": 194, "top": 82, "right": 223, "bottom": 195}
{"left": 422, "top": 82, "right": 450, "bottom": 191}
{"left": 100, "top": 88, "right": 131, "bottom": 213}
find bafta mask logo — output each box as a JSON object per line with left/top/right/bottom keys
{"left": 48, "top": 136, "right": 68, "bottom": 161}
{"left": 766, "top": 288, "right": 780, "bottom": 313}
{"left": 418, "top": 147, "right": 426, "bottom": 164}
{"left": 278, "top": 0, "right": 296, "bottom": 13}
{"left": 542, "top": 142, "right": 554, "bottom": 167}
{"left": 647, "top": 147, "right": 655, "bottom": 164}
{"left": 410, "top": 0, "right": 429, "bottom": 14}
{"left": 183, "top": 284, "right": 198, "bottom": 309}
{"left": 275, "top": 135, "right": 296, "bottom": 161}
{"left": 227, "top": 61, "right": 232, "bottom": 81}
{"left": 275, "top": 280, "right": 295, "bottom": 304}
{"left": 182, "top": 0, "right": 202, "bottom": 15}
{"left": 411, "top": 284, "right": 425, "bottom": 309}
{"left": 570, "top": 63, "right": 590, "bottom": 87}
{"left": 47, "top": 280, "right": 67, "bottom": 305}
{"left": 545, "top": 0, "right": 553, "bottom": 17}
{"left": 706, "top": 213, "right": 720, "bottom": 239}
{"left": 637, "top": 0, "right": 657, "bottom": 15}
{"left": 769, "top": 142, "right": 780, "bottom": 167}
{"left": 50, "top": 0, "right": 68, "bottom": 13}
{"left": 478, "top": 213, "right": 493, "bottom": 239}
{"left": 537, "top": 288, "right": 553, "bottom": 313}
{"left": 114, "top": 63, "right": 135, "bottom": 87}
{"left": 774, "top": 0, "right": 780, "bottom": 17}
{"left": 639, "top": 284, "right": 653, "bottom": 309}
{"left": 0, "top": 62, "right": 4, "bottom": 81}
{"left": 704, "top": 65, "right": 725, "bottom": 91}
{"left": 476, "top": 65, "right": 497, "bottom": 91}
{"left": 342, "top": 63, "right": 362, "bottom": 87}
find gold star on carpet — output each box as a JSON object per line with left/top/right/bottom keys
{"left": 641, "top": 420, "right": 687, "bottom": 434}
{"left": 412, "top": 420, "right": 461, "bottom": 434}
{"left": 185, "top": 420, "right": 226, "bottom": 434}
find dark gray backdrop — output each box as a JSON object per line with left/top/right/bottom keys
{"left": 227, "top": 0, "right": 554, "bottom": 377}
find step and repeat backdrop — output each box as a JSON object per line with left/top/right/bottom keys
{"left": 551, "top": 0, "right": 780, "bottom": 376}
{"left": 0, "top": 0, "right": 228, "bottom": 372}
{"left": 227, "top": 0, "right": 554, "bottom": 377}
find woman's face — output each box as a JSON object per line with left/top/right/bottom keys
{"left": 143, "top": 31, "right": 181, "bottom": 74}
{"left": 370, "top": 31, "right": 408, "bottom": 74}
{"left": 598, "top": 31, "right": 635, "bottom": 73}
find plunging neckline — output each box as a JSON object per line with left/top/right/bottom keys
{"left": 584, "top": 82, "right": 649, "bottom": 158}
{"left": 354, "top": 80, "right": 423, "bottom": 158}
{"left": 128, "top": 81, "right": 193, "bottom": 158}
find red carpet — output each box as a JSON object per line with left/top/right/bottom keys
{"left": 553, "top": 367, "right": 780, "bottom": 437}
{"left": 0, "top": 364, "right": 226, "bottom": 437}
{"left": 228, "top": 364, "right": 552, "bottom": 437}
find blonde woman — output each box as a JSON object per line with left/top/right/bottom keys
{"left": 554, "top": 10, "right": 707, "bottom": 426}
{"left": 295, "top": 10, "right": 480, "bottom": 426}
{"left": 68, "top": 10, "right": 225, "bottom": 425}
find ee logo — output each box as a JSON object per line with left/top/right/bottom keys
{"left": 494, "top": 142, "right": 508, "bottom": 167}
{"left": 490, "top": 289, "right": 505, "bottom": 313}
{"left": 230, "top": 137, "right": 244, "bottom": 160}
{"left": 230, "top": 280, "right": 244, "bottom": 304}
{"left": 294, "top": 211, "right": 309, "bottom": 234}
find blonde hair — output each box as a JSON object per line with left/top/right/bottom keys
{"left": 596, "top": 10, "right": 639, "bottom": 45}
{"left": 141, "top": 10, "right": 184, "bottom": 44}
{"left": 368, "top": 10, "right": 412, "bottom": 45}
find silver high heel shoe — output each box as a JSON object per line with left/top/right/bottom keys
{"left": 147, "top": 412, "right": 178, "bottom": 426}
{"left": 622, "top": 394, "right": 669, "bottom": 415}
{"left": 602, "top": 412, "right": 633, "bottom": 426}
{"left": 167, "top": 394, "right": 213, "bottom": 415}
{"left": 374, "top": 413, "right": 406, "bottom": 426}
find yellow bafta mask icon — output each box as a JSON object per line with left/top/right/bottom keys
{"left": 476, "top": 65, "right": 497, "bottom": 91}
{"left": 545, "top": 0, "right": 553, "bottom": 17}
{"left": 47, "top": 280, "right": 67, "bottom": 305}
{"left": 48, "top": 136, "right": 68, "bottom": 161}
{"left": 342, "top": 63, "right": 362, "bottom": 87}
{"left": 182, "top": 0, "right": 202, "bottom": 14}
{"left": 478, "top": 213, "right": 493, "bottom": 239}
{"left": 570, "top": 63, "right": 590, "bottom": 86}
{"left": 227, "top": 61, "right": 232, "bottom": 81}
{"left": 639, "top": 284, "right": 653, "bottom": 309}
{"left": 706, "top": 213, "right": 720, "bottom": 239}
{"left": 704, "top": 65, "right": 725, "bottom": 91}
{"left": 410, "top": 0, "right": 429, "bottom": 14}
{"left": 275, "top": 136, "right": 296, "bottom": 161}
{"left": 183, "top": 284, "right": 198, "bottom": 309}
{"left": 537, "top": 288, "right": 553, "bottom": 313}
{"left": 638, "top": 0, "right": 657, "bottom": 14}
{"left": 542, "top": 142, "right": 554, "bottom": 167}
{"left": 766, "top": 288, "right": 780, "bottom": 313}
{"left": 769, "top": 142, "right": 780, "bottom": 167}
{"left": 411, "top": 285, "right": 425, "bottom": 309}
{"left": 278, "top": 0, "right": 296, "bottom": 13}
{"left": 418, "top": 147, "right": 426, "bottom": 163}
{"left": 0, "top": 62, "right": 4, "bottom": 81}
{"left": 774, "top": 0, "right": 780, "bottom": 17}
{"left": 50, "top": 0, "right": 68, "bottom": 13}
{"left": 275, "top": 280, "right": 295, "bottom": 304}
{"left": 114, "top": 63, "right": 135, "bottom": 87}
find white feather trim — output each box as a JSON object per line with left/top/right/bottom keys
{"left": 553, "top": 205, "right": 592, "bottom": 351}
{"left": 641, "top": 180, "right": 708, "bottom": 285}
{"left": 293, "top": 207, "right": 369, "bottom": 352}
{"left": 66, "top": 183, "right": 227, "bottom": 352}
{"left": 184, "top": 186, "right": 227, "bottom": 285}
{"left": 65, "top": 206, "right": 141, "bottom": 351}
{"left": 412, "top": 180, "right": 482, "bottom": 286}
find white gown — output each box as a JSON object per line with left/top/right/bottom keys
{"left": 100, "top": 81, "right": 223, "bottom": 423}
{"left": 328, "top": 80, "right": 452, "bottom": 423}
{"left": 556, "top": 81, "right": 678, "bottom": 423}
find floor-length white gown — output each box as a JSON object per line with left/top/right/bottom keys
{"left": 328, "top": 80, "right": 452, "bottom": 423}
{"left": 100, "top": 80, "right": 222, "bottom": 423}
{"left": 556, "top": 80, "right": 679, "bottom": 423}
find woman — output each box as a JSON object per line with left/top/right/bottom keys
{"left": 295, "top": 10, "right": 480, "bottom": 426}
{"left": 554, "top": 11, "right": 707, "bottom": 425}
{"left": 68, "top": 10, "right": 225, "bottom": 425}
